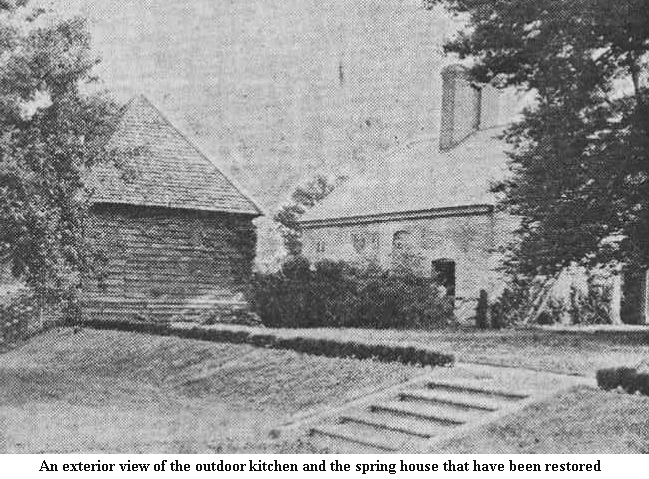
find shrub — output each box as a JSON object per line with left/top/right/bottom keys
{"left": 489, "top": 278, "right": 534, "bottom": 327}
{"left": 492, "top": 274, "right": 616, "bottom": 326}
{"left": 250, "top": 257, "right": 453, "bottom": 329}
{"left": 84, "top": 319, "right": 454, "bottom": 368}
{"left": 568, "top": 278, "right": 615, "bottom": 325}
{"left": 490, "top": 301, "right": 504, "bottom": 330}
{"left": 0, "top": 291, "right": 34, "bottom": 343}
{"left": 475, "top": 290, "right": 489, "bottom": 329}
{"left": 596, "top": 367, "right": 649, "bottom": 396}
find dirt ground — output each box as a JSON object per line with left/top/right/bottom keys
{"left": 0, "top": 328, "right": 427, "bottom": 453}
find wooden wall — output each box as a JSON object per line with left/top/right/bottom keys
{"left": 82, "top": 204, "right": 257, "bottom": 321}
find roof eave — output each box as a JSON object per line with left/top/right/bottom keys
{"left": 300, "top": 204, "right": 494, "bottom": 229}
{"left": 90, "top": 199, "right": 262, "bottom": 217}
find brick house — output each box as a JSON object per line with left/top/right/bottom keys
{"left": 299, "top": 66, "right": 649, "bottom": 324}
{"left": 83, "top": 95, "right": 262, "bottom": 322}
{"left": 299, "top": 65, "right": 515, "bottom": 318}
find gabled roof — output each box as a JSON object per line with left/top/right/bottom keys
{"left": 87, "top": 95, "right": 262, "bottom": 216}
{"left": 300, "top": 127, "right": 511, "bottom": 226}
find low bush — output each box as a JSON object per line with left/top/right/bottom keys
{"left": 475, "top": 290, "right": 489, "bottom": 329}
{"left": 0, "top": 290, "right": 34, "bottom": 343}
{"left": 250, "top": 257, "right": 453, "bottom": 329}
{"left": 85, "top": 318, "right": 171, "bottom": 336}
{"left": 83, "top": 319, "right": 455, "bottom": 368}
{"left": 596, "top": 367, "right": 649, "bottom": 396}
{"left": 489, "top": 278, "right": 534, "bottom": 327}
{"left": 492, "top": 274, "right": 616, "bottom": 326}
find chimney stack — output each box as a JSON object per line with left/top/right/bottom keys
{"left": 439, "top": 64, "right": 501, "bottom": 151}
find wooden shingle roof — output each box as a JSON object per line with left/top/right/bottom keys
{"left": 88, "top": 95, "right": 262, "bottom": 216}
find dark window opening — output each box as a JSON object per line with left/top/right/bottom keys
{"left": 432, "top": 259, "right": 456, "bottom": 297}
{"left": 393, "top": 230, "right": 410, "bottom": 251}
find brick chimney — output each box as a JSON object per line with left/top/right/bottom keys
{"left": 439, "top": 65, "right": 501, "bottom": 151}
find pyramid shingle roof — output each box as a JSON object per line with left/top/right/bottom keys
{"left": 88, "top": 95, "right": 261, "bottom": 216}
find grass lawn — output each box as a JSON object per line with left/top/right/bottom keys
{"left": 200, "top": 324, "right": 649, "bottom": 376}
{"left": 431, "top": 386, "right": 649, "bottom": 454}
{"left": 0, "top": 328, "right": 427, "bottom": 453}
{"left": 2, "top": 327, "right": 648, "bottom": 453}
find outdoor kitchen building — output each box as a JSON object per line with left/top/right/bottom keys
{"left": 83, "top": 95, "right": 262, "bottom": 322}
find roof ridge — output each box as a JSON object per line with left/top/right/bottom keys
{"left": 140, "top": 95, "right": 263, "bottom": 216}
{"left": 92, "top": 94, "right": 263, "bottom": 216}
{"left": 117, "top": 95, "right": 263, "bottom": 216}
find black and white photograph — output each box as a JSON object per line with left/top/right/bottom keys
{"left": 0, "top": 0, "right": 648, "bottom": 456}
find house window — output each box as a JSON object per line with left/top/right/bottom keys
{"left": 432, "top": 259, "right": 456, "bottom": 297}
{"left": 351, "top": 234, "right": 366, "bottom": 254}
{"left": 392, "top": 230, "right": 411, "bottom": 251}
{"left": 316, "top": 241, "right": 326, "bottom": 253}
{"left": 369, "top": 233, "right": 379, "bottom": 250}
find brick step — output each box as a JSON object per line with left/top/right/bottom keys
{"left": 427, "top": 380, "right": 529, "bottom": 401}
{"left": 340, "top": 409, "right": 453, "bottom": 439}
{"left": 400, "top": 388, "right": 508, "bottom": 411}
{"left": 309, "top": 422, "right": 414, "bottom": 452}
{"left": 371, "top": 400, "right": 484, "bottom": 425}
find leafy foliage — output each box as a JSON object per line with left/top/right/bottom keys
{"left": 489, "top": 277, "right": 535, "bottom": 327}
{"left": 597, "top": 367, "right": 649, "bottom": 396}
{"left": 273, "top": 174, "right": 346, "bottom": 256}
{"left": 429, "top": 0, "right": 649, "bottom": 278}
{"left": 250, "top": 256, "right": 454, "bottom": 329}
{"left": 0, "top": 2, "right": 120, "bottom": 320}
{"left": 475, "top": 289, "right": 489, "bottom": 329}
{"left": 0, "top": 290, "right": 33, "bottom": 342}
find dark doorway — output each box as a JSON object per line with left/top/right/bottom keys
{"left": 432, "top": 259, "right": 456, "bottom": 297}
{"left": 621, "top": 268, "right": 648, "bottom": 325}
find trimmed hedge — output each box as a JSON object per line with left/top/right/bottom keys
{"left": 251, "top": 257, "right": 454, "bottom": 329}
{"left": 596, "top": 367, "right": 649, "bottom": 396}
{"left": 83, "top": 319, "right": 454, "bottom": 368}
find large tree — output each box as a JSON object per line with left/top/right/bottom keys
{"left": 428, "top": 0, "right": 649, "bottom": 278}
{"left": 0, "top": 1, "right": 119, "bottom": 318}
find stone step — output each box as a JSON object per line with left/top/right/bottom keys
{"left": 427, "top": 380, "right": 529, "bottom": 401}
{"left": 310, "top": 422, "right": 409, "bottom": 452}
{"left": 308, "top": 432, "right": 391, "bottom": 454}
{"left": 340, "top": 409, "right": 453, "bottom": 439}
{"left": 400, "top": 388, "right": 508, "bottom": 411}
{"left": 372, "top": 400, "right": 484, "bottom": 425}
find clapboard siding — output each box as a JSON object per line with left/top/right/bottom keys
{"left": 82, "top": 204, "right": 256, "bottom": 321}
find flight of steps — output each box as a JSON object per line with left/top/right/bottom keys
{"left": 309, "top": 379, "right": 529, "bottom": 453}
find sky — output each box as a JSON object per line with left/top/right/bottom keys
{"left": 42, "top": 0, "right": 463, "bottom": 207}
{"left": 36, "top": 0, "right": 465, "bottom": 262}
